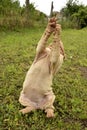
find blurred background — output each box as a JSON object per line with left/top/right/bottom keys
{"left": 0, "top": 0, "right": 87, "bottom": 30}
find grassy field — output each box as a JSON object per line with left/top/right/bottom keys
{"left": 0, "top": 27, "right": 87, "bottom": 130}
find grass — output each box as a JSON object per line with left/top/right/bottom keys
{"left": 0, "top": 27, "right": 87, "bottom": 130}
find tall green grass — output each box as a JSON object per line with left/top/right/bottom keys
{"left": 0, "top": 28, "right": 87, "bottom": 130}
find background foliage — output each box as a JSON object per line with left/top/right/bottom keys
{"left": 60, "top": 0, "right": 87, "bottom": 29}
{"left": 0, "top": 0, "right": 87, "bottom": 30}
{"left": 0, "top": 0, "right": 47, "bottom": 30}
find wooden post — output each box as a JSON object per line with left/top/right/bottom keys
{"left": 25, "top": 0, "right": 30, "bottom": 19}
{"left": 50, "top": 1, "right": 54, "bottom": 17}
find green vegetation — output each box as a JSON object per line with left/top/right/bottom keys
{"left": 60, "top": 0, "right": 87, "bottom": 29}
{"left": 0, "top": 27, "right": 87, "bottom": 130}
{"left": 0, "top": 0, "right": 87, "bottom": 31}
{"left": 0, "top": 0, "right": 47, "bottom": 30}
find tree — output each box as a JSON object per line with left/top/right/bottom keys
{"left": 61, "top": 0, "right": 80, "bottom": 18}
{"left": 60, "top": 0, "right": 87, "bottom": 28}
{"left": 72, "top": 6, "right": 87, "bottom": 28}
